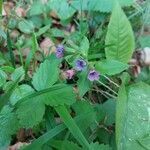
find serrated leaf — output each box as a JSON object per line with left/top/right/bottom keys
{"left": 72, "top": 101, "right": 96, "bottom": 132}
{"left": 32, "top": 55, "right": 61, "bottom": 91}
{"left": 71, "top": 0, "right": 133, "bottom": 12}
{"left": 16, "top": 84, "right": 76, "bottom": 127}
{"left": 89, "top": 142, "right": 112, "bottom": 150}
{"left": 50, "top": 0, "right": 75, "bottom": 20}
{"left": 10, "top": 84, "right": 34, "bottom": 105}
{"left": 95, "top": 59, "right": 128, "bottom": 75}
{"left": 0, "top": 106, "right": 19, "bottom": 149}
{"left": 116, "top": 82, "right": 150, "bottom": 150}
{"left": 105, "top": 2, "right": 135, "bottom": 63}
{"left": 50, "top": 140, "right": 82, "bottom": 150}
{"left": 16, "top": 99, "right": 45, "bottom": 128}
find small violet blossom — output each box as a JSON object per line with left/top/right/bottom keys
{"left": 56, "top": 44, "right": 64, "bottom": 58}
{"left": 75, "top": 59, "right": 86, "bottom": 71}
{"left": 65, "top": 69, "right": 75, "bottom": 79}
{"left": 88, "top": 70, "right": 100, "bottom": 81}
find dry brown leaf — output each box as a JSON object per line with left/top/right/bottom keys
{"left": 9, "top": 142, "right": 29, "bottom": 150}
{"left": 40, "top": 37, "right": 56, "bottom": 55}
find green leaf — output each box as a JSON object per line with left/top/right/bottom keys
{"left": 77, "top": 70, "right": 91, "bottom": 97}
{"left": 55, "top": 105, "right": 90, "bottom": 149}
{"left": 71, "top": 0, "right": 133, "bottom": 12}
{"left": 116, "top": 82, "right": 150, "bottom": 150}
{"left": 10, "top": 84, "right": 34, "bottom": 105}
{"left": 28, "top": 1, "right": 45, "bottom": 16}
{"left": 25, "top": 33, "right": 38, "bottom": 74}
{"left": 95, "top": 60, "right": 128, "bottom": 75}
{"left": 0, "top": 106, "right": 19, "bottom": 149}
{"left": 0, "top": 28, "right": 6, "bottom": 39}
{"left": 0, "top": 69, "right": 7, "bottom": 87}
{"left": 138, "top": 135, "right": 150, "bottom": 150}
{"left": 15, "top": 84, "right": 76, "bottom": 127}
{"left": 80, "top": 36, "right": 89, "bottom": 57}
{"left": 49, "top": 140, "right": 82, "bottom": 150}
{"left": 89, "top": 142, "right": 112, "bottom": 150}
{"left": 50, "top": 0, "right": 75, "bottom": 20}
{"left": 18, "top": 20, "right": 35, "bottom": 34}
{"left": 72, "top": 101, "right": 96, "bottom": 132}
{"left": 105, "top": 2, "right": 135, "bottom": 63}
{"left": 139, "top": 35, "right": 150, "bottom": 48}
{"left": 11, "top": 66, "right": 25, "bottom": 82}
{"left": 23, "top": 124, "right": 66, "bottom": 150}
{"left": 0, "top": 78, "right": 20, "bottom": 111}
{"left": 16, "top": 99, "right": 45, "bottom": 128}
{"left": 32, "top": 55, "right": 61, "bottom": 91}
{"left": 102, "top": 99, "right": 116, "bottom": 125}
{"left": 43, "top": 85, "right": 76, "bottom": 106}
{"left": 23, "top": 111, "right": 93, "bottom": 150}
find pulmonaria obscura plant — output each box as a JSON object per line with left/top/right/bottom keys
{"left": 0, "top": 0, "right": 150, "bottom": 150}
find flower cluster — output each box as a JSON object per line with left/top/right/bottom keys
{"left": 56, "top": 44, "right": 100, "bottom": 81}
{"left": 75, "top": 59, "right": 100, "bottom": 81}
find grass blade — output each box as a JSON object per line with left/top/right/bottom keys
{"left": 55, "top": 105, "right": 90, "bottom": 149}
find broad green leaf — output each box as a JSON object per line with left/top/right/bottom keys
{"left": 105, "top": 2, "right": 135, "bottom": 63}
{"left": 11, "top": 66, "right": 25, "bottom": 81}
{"left": 89, "top": 142, "right": 112, "bottom": 150}
{"left": 16, "top": 99, "right": 45, "bottom": 128}
{"left": 43, "top": 85, "right": 76, "bottom": 106}
{"left": 28, "top": 1, "right": 45, "bottom": 16}
{"left": 95, "top": 60, "right": 128, "bottom": 75}
{"left": 139, "top": 35, "right": 150, "bottom": 48}
{"left": 116, "top": 82, "right": 150, "bottom": 150}
{"left": 15, "top": 84, "right": 75, "bottom": 127}
{"left": 72, "top": 101, "right": 96, "bottom": 132}
{"left": 23, "top": 111, "right": 94, "bottom": 150}
{"left": 55, "top": 105, "right": 90, "bottom": 149}
{"left": 18, "top": 20, "right": 35, "bottom": 34}
{"left": 71, "top": 0, "right": 133, "bottom": 12}
{"left": 49, "top": 0, "right": 75, "bottom": 20}
{"left": 80, "top": 36, "right": 89, "bottom": 57}
{"left": 0, "top": 78, "right": 20, "bottom": 110}
{"left": 102, "top": 99, "right": 116, "bottom": 125}
{"left": 138, "top": 135, "right": 150, "bottom": 150}
{"left": 77, "top": 70, "right": 91, "bottom": 97}
{"left": 32, "top": 55, "right": 61, "bottom": 91}
{"left": 10, "top": 84, "right": 34, "bottom": 105}
{"left": 0, "top": 69, "right": 7, "bottom": 87}
{"left": 49, "top": 140, "right": 82, "bottom": 150}
{"left": 0, "top": 106, "right": 19, "bottom": 149}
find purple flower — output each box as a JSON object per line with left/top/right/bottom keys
{"left": 56, "top": 44, "right": 64, "bottom": 58}
{"left": 88, "top": 70, "right": 100, "bottom": 81}
{"left": 75, "top": 59, "right": 86, "bottom": 71}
